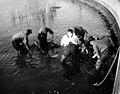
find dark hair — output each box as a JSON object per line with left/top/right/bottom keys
{"left": 68, "top": 28, "right": 73, "bottom": 34}
{"left": 27, "top": 29, "right": 32, "bottom": 34}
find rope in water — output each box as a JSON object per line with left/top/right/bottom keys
{"left": 93, "top": 46, "right": 120, "bottom": 86}
{"left": 104, "top": 22, "right": 117, "bottom": 35}
{"left": 93, "top": 21, "right": 119, "bottom": 86}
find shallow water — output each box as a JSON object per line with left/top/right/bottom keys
{"left": 0, "top": 0, "right": 117, "bottom": 94}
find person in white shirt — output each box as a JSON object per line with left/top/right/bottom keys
{"left": 60, "top": 28, "right": 82, "bottom": 78}
{"left": 12, "top": 29, "right": 32, "bottom": 55}
{"left": 61, "top": 28, "right": 81, "bottom": 47}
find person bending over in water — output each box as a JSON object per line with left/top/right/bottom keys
{"left": 73, "top": 26, "right": 88, "bottom": 44}
{"left": 12, "top": 29, "right": 32, "bottom": 56}
{"left": 37, "top": 26, "right": 54, "bottom": 55}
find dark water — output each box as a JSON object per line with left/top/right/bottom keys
{"left": 0, "top": 0, "right": 118, "bottom": 94}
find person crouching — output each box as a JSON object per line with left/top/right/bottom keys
{"left": 37, "top": 27, "right": 54, "bottom": 55}
{"left": 12, "top": 29, "right": 32, "bottom": 56}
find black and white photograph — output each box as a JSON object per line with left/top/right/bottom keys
{"left": 0, "top": 0, "right": 120, "bottom": 94}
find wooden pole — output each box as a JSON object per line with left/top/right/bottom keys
{"left": 112, "top": 47, "right": 120, "bottom": 94}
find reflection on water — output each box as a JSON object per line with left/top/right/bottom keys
{"left": 0, "top": 0, "right": 118, "bottom": 94}
{"left": 0, "top": 0, "right": 117, "bottom": 79}
{"left": 10, "top": 0, "right": 57, "bottom": 26}
{"left": 0, "top": 0, "right": 117, "bottom": 77}
{"left": 0, "top": 0, "right": 116, "bottom": 37}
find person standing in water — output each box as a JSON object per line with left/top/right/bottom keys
{"left": 61, "top": 28, "right": 82, "bottom": 79}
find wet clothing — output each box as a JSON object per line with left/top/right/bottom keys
{"left": 61, "top": 32, "right": 81, "bottom": 59}
{"left": 90, "top": 37, "right": 114, "bottom": 59}
{"left": 62, "top": 43, "right": 78, "bottom": 57}
{"left": 61, "top": 33, "right": 81, "bottom": 77}
{"left": 61, "top": 43, "right": 81, "bottom": 78}
{"left": 12, "top": 31, "right": 29, "bottom": 46}
{"left": 88, "top": 36, "right": 116, "bottom": 84}
{"left": 12, "top": 31, "right": 29, "bottom": 54}
{"left": 37, "top": 27, "right": 54, "bottom": 54}
{"left": 12, "top": 38, "right": 24, "bottom": 51}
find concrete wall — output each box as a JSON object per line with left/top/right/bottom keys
{"left": 95, "top": 0, "right": 120, "bottom": 27}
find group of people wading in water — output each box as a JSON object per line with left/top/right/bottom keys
{"left": 11, "top": 26, "right": 119, "bottom": 86}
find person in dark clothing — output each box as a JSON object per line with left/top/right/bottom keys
{"left": 37, "top": 27, "right": 54, "bottom": 55}
{"left": 74, "top": 26, "right": 88, "bottom": 44}
{"left": 87, "top": 36, "right": 116, "bottom": 86}
{"left": 89, "top": 36, "right": 116, "bottom": 71}
{"left": 61, "top": 43, "right": 81, "bottom": 79}
{"left": 12, "top": 29, "right": 32, "bottom": 55}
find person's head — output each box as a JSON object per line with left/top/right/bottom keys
{"left": 67, "top": 28, "right": 74, "bottom": 37}
{"left": 26, "top": 29, "right": 32, "bottom": 36}
{"left": 73, "top": 27, "right": 82, "bottom": 38}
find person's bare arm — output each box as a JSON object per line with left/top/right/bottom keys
{"left": 92, "top": 45, "right": 100, "bottom": 59}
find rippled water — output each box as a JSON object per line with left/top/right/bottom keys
{"left": 0, "top": 0, "right": 118, "bottom": 94}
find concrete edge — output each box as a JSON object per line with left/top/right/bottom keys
{"left": 94, "top": 0, "right": 120, "bottom": 28}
